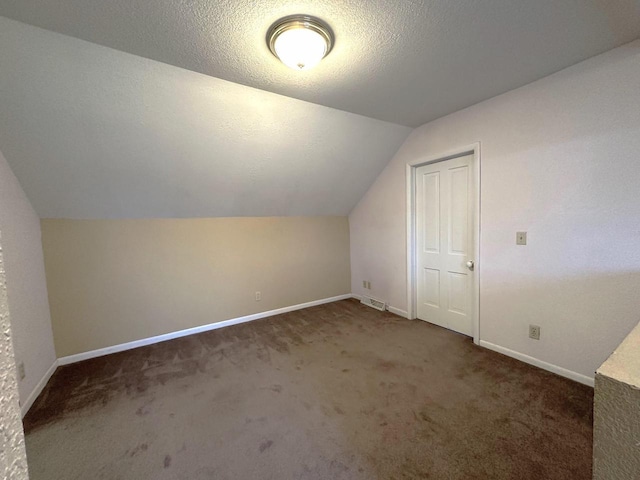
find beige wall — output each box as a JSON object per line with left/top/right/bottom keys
{"left": 41, "top": 217, "right": 350, "bottom": 357}
{"left": 0, "top": 148, "right": 56, "bottom": 409}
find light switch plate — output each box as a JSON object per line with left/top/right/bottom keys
{"left": 516, "top": 231, "right": 527, "bottom": 245}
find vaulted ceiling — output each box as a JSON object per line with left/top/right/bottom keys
{"left": 1, "top": 0, "right": 639, "bottom": 127}
{"left": 0, "top": 2, "right": 638, "bottom": 219}
{"left": 0, "top": 17, "right": 410, "bottom": 219}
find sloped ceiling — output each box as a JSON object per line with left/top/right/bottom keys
{"left": 0, "top": 1, "right": 639, "bottom": 127}
{"left": 0, "top": 17, "right": 411, "bottom": 219}
{"left": 1, "top": 2, "right": 639, "bottom": 220}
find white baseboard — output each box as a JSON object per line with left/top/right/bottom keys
{"left": 24, "top": 300, "right": 593, "bottom": 420}
{"left": 387, "top": 306, "right": 409, "bottom": 318}
{"left": 58, "top": 294, "right": 354, "bottom": 366}
{"left": 21, "top": 359, "right": 58, "bottom": 418}
{"left": 479, "top": 340, "right": 594, "bottom": 387}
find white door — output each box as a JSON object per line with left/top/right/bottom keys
{"left": 416, "top": 154, "right": 475, "bottom": 336}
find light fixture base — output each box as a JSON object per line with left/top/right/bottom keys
{"left": 267, "top": 15, "right": 334, "bottom": 70}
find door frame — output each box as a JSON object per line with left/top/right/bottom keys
{"left": 406, "top": 142, "right": 481, "bottom": 344}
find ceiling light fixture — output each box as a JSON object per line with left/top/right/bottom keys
{"left": 267, "top": 15, "right": 334, "bottom": 71}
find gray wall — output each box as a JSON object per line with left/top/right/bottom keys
{"left": 349, "top": 40, "right": 640, "bottom": 384}
{"left": 0, "top": 148, "right": 56, "bottom": 410}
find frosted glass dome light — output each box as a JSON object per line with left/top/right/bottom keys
{"left": 267, "top": 15, "right": 334, "bottom": 71}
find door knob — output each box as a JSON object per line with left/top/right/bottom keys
{"left": 466, "top": 260, "right": 474, "bottom": 270}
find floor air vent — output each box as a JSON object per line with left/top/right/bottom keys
{"left": 360, "top": 295, "right": 387, "bottom": 312}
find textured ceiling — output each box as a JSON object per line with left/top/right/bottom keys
{"left": 0, "top": 18, "right": 410, "bottom": 219}
{"left": 0, "top": 1, "right": 638, "bottom": 127}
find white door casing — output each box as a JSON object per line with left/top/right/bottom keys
{"left": 407, "top": 145, "right": 480, "bottom": 341}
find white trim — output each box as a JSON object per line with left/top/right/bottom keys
{"left": 479, "top": 340, "right": 594, "bottom": 387}
{"left": 58, "top": 294, "right": 353, "bottom": 366}
{"left": 406, "top": 161, "right": 414, "bottom": 320}
{"left": 406, "top": 143, "right": 481, "bottom": 344}
{"left": 21, "top": 360, "right": 58, "bottom": 418}
{"left": 388, "top": 306, "right": 409, "bottom": 318}
{"left": 350, "top": 293, "right": 406, "bottom": 318}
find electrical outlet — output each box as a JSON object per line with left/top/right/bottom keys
{"left": 367, "top": 281, "right": 372, "bottom": 289}
{"left": 255, "top": 291, "right": 261, "bottom": 301}
{"left": 363, "top": 280, "right": 367, "bottom": 288}
{"left": 529, "top": 324, "right": 541, "bottom": 340}
{"left": 516, "top": 231, "right": 527, "bottom": 245}
{"left": 17, "top": 362, "right": 26, "bottom": 380}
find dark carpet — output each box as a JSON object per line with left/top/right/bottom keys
{"left": 24, "top": 299, "right": 593, "bottom": 479}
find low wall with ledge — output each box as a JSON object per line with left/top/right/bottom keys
{"left": 593, "top": 321, "right": 640, "bottom": 479}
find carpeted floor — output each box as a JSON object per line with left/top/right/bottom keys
{"left": 24, "top": 299, "right": 593, "bottom": 479}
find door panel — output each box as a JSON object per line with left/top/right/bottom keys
{"left": 421, "top": 172, "right": 440, "bottom": 253}
{"left": 422, "top": 268, "right": 440, "bottom": 307}
{"left": 416, "top": 154, "right": 474, "bottom": 336}
{"left": 449, "top": 166, "right": 468, "bottom": 255}
{"left": 447, "top": 271, "right": 467, "bottom": 315}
